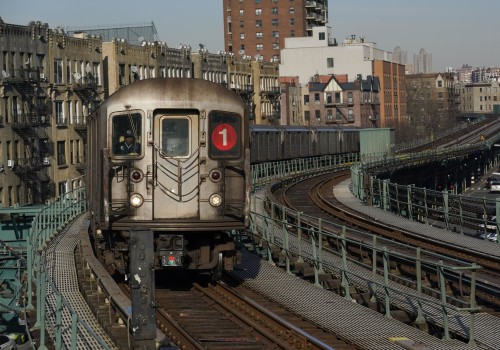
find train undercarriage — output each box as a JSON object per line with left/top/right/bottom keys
{"left": 92, "top": 227, "right": 242, "bottom": 281}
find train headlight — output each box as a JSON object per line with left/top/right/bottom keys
{"left": 130, "top": 193, "right": 144, "bottom": 207}
{"left": 209, "top": 193, "right": 222, "bottom": 207}
{"left": 209, "top": 169, "right": 222, "bottom": 182}
{"left": 130, "top": 168, "right": 144, "bottom": 182}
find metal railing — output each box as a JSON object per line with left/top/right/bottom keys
{"left": 250, "top": 156, "right": 481, "bottom": 345}
{"left": 25, "top": 187, "right": 113, "bottom": 349}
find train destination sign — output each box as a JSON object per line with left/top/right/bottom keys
{"left": 209, "top": 112, "right": 241, "bottom": 159}
{"left": 212, "top": 123, "right": 237, "bottom": 151}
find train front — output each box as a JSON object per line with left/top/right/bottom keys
{"left": 87, "top": 78, "right": 250, "bottom": 276}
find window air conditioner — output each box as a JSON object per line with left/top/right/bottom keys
{"left": 43, "top": 157, "right": 50, "bottom": 165}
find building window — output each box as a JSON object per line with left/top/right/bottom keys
{"left": 315, "top": 110, "right": 321, "bottom": 120}
{"left": 93, "top": 62, "right": 100, "bottom": 85}
{"left": 348, "top": 92, "right": 353, "bottom": 103}
{"left": 314, "top": 93, "right": 320, "bottom": 102}
{"left": 119, "top": 64, "right": 126, "bottom": 85}
{"left": 326, "top": 93, "right": 332, "bottom": 104}
{"left": 290, "top": 30, "right": 295, "bottom": 37}
{"left": 255, "top": 8, "right": 262, "bottom": 15}
{"left": 304, "top": 95, "right": 309, "bottom": 104}
{"left": 272, "top": 31, "right": 279, "bottom": 38}
{"left": 319, "top": 32, "right": 325, "bottom": 40}
{"left": 272, "top": 19, "right": 279, "bottom": 26}
{"left": 256, "top": 32, "right": 263, "bottom": 39}
{"left": 327, "top": 110, "right": 333, "bottom": 120}
{"left": 55, "top": 101, "right": 65, "bottom": 125}
{"left": 348, "top": 109, "right": 353, "bottom": 120}
{"left": 290, "top": 18, "right": 295, "bottom": 25}
{"left": 327, "top": 58, "right": 334, "bottom": 68}
{"left": 437, "top": 80, "right": 443, "bottom": 88}
{"left": 54, "top": 59, "right": 63, "bottom": 83}
{"left": 240, "top": 33, "right": 245, "bottom": 40}
{"left": 239, "top": 9, "right": 244, "bottom": 16}
{"left": 255, "top": 0, "right": 262, "bottom": 2}
{"left": 256, "top": 44, "right": 263, "bottom": 51}
{"left": 58, "top": 181, "right": 67, "bottom": 196}
{"left": 272, "top": 43, "right": 280, "bottom": 50}
{"left": 57, "top": 141, "right": 66, "bottom": 166}
{"left": 438, "top": 92, "right": 443, "bottom": 99}
{"left": 256, "top": 20, "right": 262, "bottom": 27}
{"left": 67, "top": 101, "right": 73, "bottom": 124}
{"left": 272, "top": 7, "right": 278, "bottom": 14}
{"left": 239, "top": 21, "right": 244, "bottom": 28}
{"left": 290, "top": 7, "right": 294, "bottom": 14}
{"left": 304, "top": 111, "right": 310, "bottom": 120}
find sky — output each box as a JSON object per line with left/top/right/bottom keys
{"left": 2, "top": 0, "right": 499, "bottom": 72}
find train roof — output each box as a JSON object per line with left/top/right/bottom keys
{"left": 100, "top": 78, "right": 245, "bottom": 109}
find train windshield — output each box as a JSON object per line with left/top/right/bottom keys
{"left": 160, "top": 117, "right": 190, "bottom": 158}
{"left": 111, "top": 112, "right": 142, "bottom": 156}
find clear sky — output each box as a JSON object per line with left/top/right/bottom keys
{"left": 2, "top": 0, "right": 498, "bottom": 72}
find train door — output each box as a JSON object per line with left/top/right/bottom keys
{"left": 153, "top": 112, "right": 199, "bottom": 219}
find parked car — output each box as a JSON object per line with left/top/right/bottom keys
{"left": 485, "top": 176, "right": 499, "bottom": 188}
{"left": 491, "top": 180, "right": 500, "bottom": 193}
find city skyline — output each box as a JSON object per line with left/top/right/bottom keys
{"left": 3, "top": 0, "right": 499, "bottom": 72}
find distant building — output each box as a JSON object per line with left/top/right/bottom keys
{"left": 222, "top": 0, "right": 328, "bottom": 62}
{"left": 471, "top": 67, "right": 500, "bottom": 83}
{"left": 413, "top": 48, "right": 432, "bottom": 74}
{"left": 301, "top": 74, "right": 380, "bottom": 127}
{"left": 280, "top": 26, "right": 405, "bottom": 127}
{"left": 456, "top": 64, "right": 473, "bottom": 83}
{"left": 392, "top": 46, "right": 407, "bottom": 65}
{"left": 455, "top": 81, "right": 500, "bottom": 115}
{"left": 406, "top": 73, "right": 458, "bottom": 137}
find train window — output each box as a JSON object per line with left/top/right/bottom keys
{"left": 160, "top": 118, "right": 190, "bottom": 158}
{"left": 208, "top": 111, "right": 241, "bottom": 159}
{"left": 111, "top": 112, "right": 142, "bottom": 156}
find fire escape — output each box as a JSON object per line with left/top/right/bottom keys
{"left": 72, "top": 71, "right": 101, "bottom": 175}
{"left": 231, "top": 84, "right": 255, "bottom": 121}
{"left": 6, "top": 68, "right": 52, "bottom": 204}
{"left": 260, "top": 86, "right": 281, "bottom": 125}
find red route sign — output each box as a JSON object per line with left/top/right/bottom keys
{"left": 212, "top": 123, "right": 237, "bottom": 151}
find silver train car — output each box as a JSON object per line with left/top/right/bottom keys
{"left": 87, "top": 78, "right": 250, "bottom": 276}
{"left": 250, "top": 125, "right": 360, "bottom": 163}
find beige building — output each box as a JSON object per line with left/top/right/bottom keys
{"left": 456, "top": 81, "right": 500, "bottom": 115}
{"left": 0, "top": 20, "right": 104, "bottom": 205}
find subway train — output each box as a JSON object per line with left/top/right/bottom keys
{"left": 86, "top": 78, "right": 250, "bottom": 278}
{"left": 250, "top": 125, "right": 360, "bottom": 163}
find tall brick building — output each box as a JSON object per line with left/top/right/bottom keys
{"left": 222, "top": 0, "right": 328, "bottom": 62}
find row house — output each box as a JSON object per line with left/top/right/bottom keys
{"left": 0, "top": 20, "right": 102, "bottom": 205}
{"left": 301, "top": 74, "right": 380, "bottom": 127}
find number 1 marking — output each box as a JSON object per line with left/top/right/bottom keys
{"left": 219, "top": 128, "right": 227, "bottom": 146}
